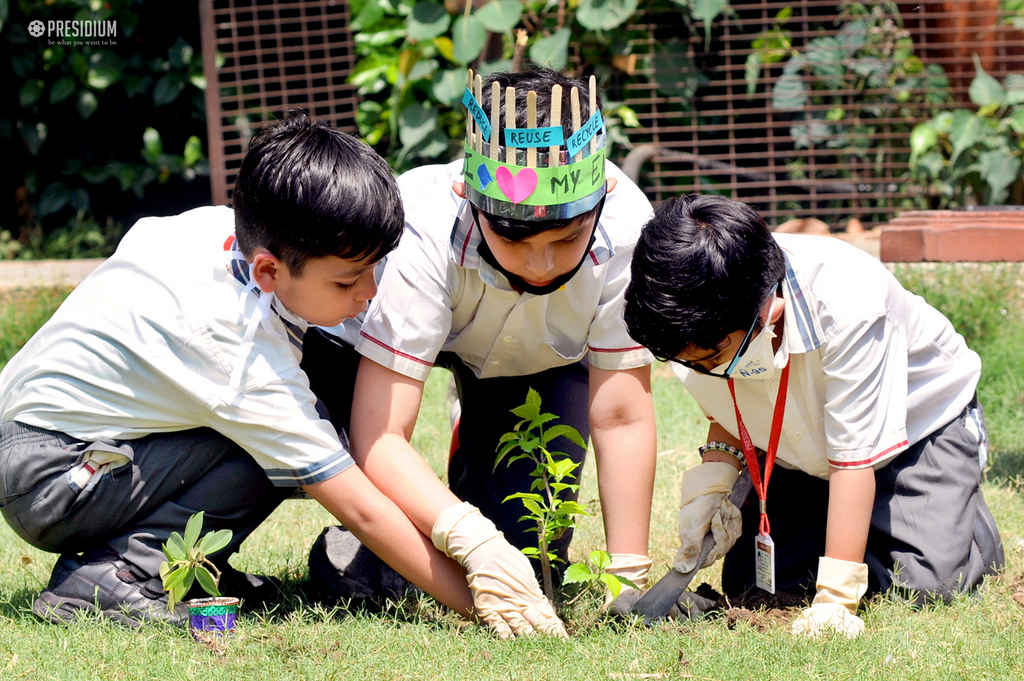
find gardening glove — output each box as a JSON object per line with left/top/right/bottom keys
{"left": 602, "top": 553, "right": 652, "bottom": 609}
{"left": 790, "top": 556, "right": 868, "bottom": 639}
{"left": 668, "top": 590, "right": 717, "bottom": 620}
{"left": 673, "top": 462, "right": 742, "bottom": 573}
{"left": 432, "top": 501, "right": 567, "bottom": 639}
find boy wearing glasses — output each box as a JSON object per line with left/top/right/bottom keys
{"left": 623, "top": 194, "right": 1003, "bottom": 638}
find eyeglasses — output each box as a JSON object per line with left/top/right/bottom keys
{"left": 664, "top": 280, "right": 780, "bottom": 380}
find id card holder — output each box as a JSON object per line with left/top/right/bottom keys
{"left": 754, "top": 532, "right": 776, "bottom": 594}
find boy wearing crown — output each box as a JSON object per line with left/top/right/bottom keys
{"left": 340, "top": 69, "right": 657, "bottom": 626}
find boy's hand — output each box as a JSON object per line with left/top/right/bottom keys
{"left": 432, "top": 502, "right": 567, "bottom": 639}
{"left": 790, "top": 556, "right": 867, "bottom": 639}
{"left": 602, "top": 553, "right": 652, "bottom": 609}
{"left": 674, "top": 462, "right": 742, "bottom": 572}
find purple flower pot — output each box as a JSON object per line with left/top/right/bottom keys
{"left": 187, "top": 597, "right": 239, "bottom": 639}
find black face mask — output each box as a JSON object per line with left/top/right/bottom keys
{"left": 473, "top": 203, "right": 602, "bottom": 296}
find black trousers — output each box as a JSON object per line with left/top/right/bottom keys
{"left": 721, "top": 398, "right": 1004, "bottom": 603}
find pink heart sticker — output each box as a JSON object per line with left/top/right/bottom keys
{"left": 495, "top": 166, "right": 538, "bottom": 204}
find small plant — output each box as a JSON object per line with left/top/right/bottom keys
{"left": 562, "top": 549, "right": 633, "bottom": 602}
{"left": 495, "top": 388, "right": 633, "bottom": 605}
{"left": 159, "top": 511, "right": 233, "bottom": 610}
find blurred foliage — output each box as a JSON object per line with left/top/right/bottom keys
{"left": 348, "top": 0, "right": 731, "bottom": 172}
{"left": 1, "top": 0, "right": 210, "bottom": 259}
{"left": 909, "top": 59, "right": 1024, "bottom": 208}
{"left": 747, "top": 1, "right": 950, "bottom": 202}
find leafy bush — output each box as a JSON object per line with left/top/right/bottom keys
{"left": 909, "top": 59, "right": 1024, "bottom": 207}
{"left": 2, "top": 0, "right": 210, "bottom": 259}
{"left": 348, "top": 0, "right": 730, "bottom": 172}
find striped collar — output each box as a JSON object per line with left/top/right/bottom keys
{"left": 781, "top": 251, "right": 824, "bottom": 354}
{"left": 448, "top": 199, "right": 615, "bottom": 270}
{"left": 224, "top": 235, "right": 306, "bottom": 352}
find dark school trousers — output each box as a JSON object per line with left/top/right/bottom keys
{"left": 438, "top": 353, "right": 590, "bottom": 572}
{"left": 0, "top": 327, "right": 360, "bottom": 579}
{"left": 721, "top": 397, "right": 1005, "bottom": 603}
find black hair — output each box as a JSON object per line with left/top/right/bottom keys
{"left": 232, "top": 112, "right": 404, "bottom": 276}
{"left": 623, "top": 194, "right": 786, "bottom": 359}
{"left": 477, "top": 69, "right": 603, "bottom": 240}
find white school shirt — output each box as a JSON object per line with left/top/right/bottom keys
{"left": 356, "top": 159, "right": 654, "bottom": 381}
{"left": 675, "top": 233, "right": 980, "bottom": 479}
{"left": 0, "top": 206, "right": 353, "bottom": 487}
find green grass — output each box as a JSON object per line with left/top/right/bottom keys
{"left": 2, "top": 270, "right": 1024, "bottom": 680}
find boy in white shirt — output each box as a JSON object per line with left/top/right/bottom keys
{"left": 347, "top": 69, "right": 658, "bottom": 612}
{"left": 623, "top": 193, "right": 1003, "bottom": 638}
{"left": 0, "top": 113, "right": 562, "bottom": 636}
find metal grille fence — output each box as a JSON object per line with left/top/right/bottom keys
{"left": 608, "top": 0, "right": 1024, "bottom": 229}
{"left": 199, "top": 0, "right": 359, "bottom": 205}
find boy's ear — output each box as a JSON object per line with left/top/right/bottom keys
{"left": 250, "top": 250, "right": 283, "bottom": 293}
{"left": 452, "top": 181, "right": 467, "bottom": 199}
{"left": 606, "top": 177, "right": 618, "bottom": 194}
{"left": 767, "top": 295, "right": 786, "bottom": 324}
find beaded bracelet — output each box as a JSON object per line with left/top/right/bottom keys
{"left": 698, "top": 441, "right": 746, "bottom": 466}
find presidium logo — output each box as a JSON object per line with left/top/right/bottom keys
{"left": 27, "top": 19, "right": 119, "bottom": 45}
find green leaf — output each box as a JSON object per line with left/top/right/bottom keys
{"left": 978, "top": 150, "right": 1021, "bottom": 204}
{"left": 407, "top": 58, "right": 438, "bottom": 83}
{"left": 183, "top": 136, "right": 203, "bottom": 166}
{"left": 87, "top": 67, "right": 121, "bottom": 90}
{"left": 452, "top": 14, "right": 486, "bottom": 65}
{"left": 771, "top": 73, "right": 806, "bottom": 110}
{"left": 541, "top": 424, "right": 587, "bottom": 450}
{"left": 19, "top": 80, "right": 44, "bottom": 108}
{"left": 398, "top": 102, "right": 439, "bottom": 148}
{"left": 653, "top": 40, "right": 700, "bottom": 100}
{"left": 407, "top": 2, "right": 450, "bottom": 41}
{"left": 548, "top": 458, "right": 581, "bottom": 482}
{"left": 969, "top": 55, "right": 1005, "bottom": 108}
{"left": 744, "top": 52, "right": 762, "bottom": 96}
{"left": 1008, "top": 108, "right": 1024, "bottom": 134}
{"left": 154, "top": 74, "right": 186, "bottom": 106}
{"left": 599, "top": 572, "right": 624, "bottom": 599}
{"left": 555, "top": 500, "right": 588, "bottom": 516}
{"left": 475, "top": 0, "right": 522, "bottom": 33}
{"left": 1005, "top": 74, "right": 1024, "bottom": 106}
{"left": 948, "top": 110, "right": 984, "bottom": 165}
{"left": 197, "top": 529, "right": 233, "bottom": 557}
{"left": 520, "top": 546, "right": 541, "bottom": 557}
{"left": 164, "top": 532, "right": 188, "bottom": 561}
{"left": 562, "top": 562, "right": 597, "bottom": 584}
{"left": 50, "top": 77, "right": 77, "bottom": 104}
{"left": 909, "top": 121, "right": 938, "bottom": 162}
{"left": 142, "top": 127, "right": 163, "bottom": 163}
{"left": 195, "top": 566, "right": 221, "bottom": 597}
{"left": 37, "top": 182, "right": 72, "bottom": 217}
{"left": 528, "top": 28, "right": 570, "bottom": 71}
{"left": 576, "top": 0, "right": 637, "bottom": 31}
{"left": 76, "top": 91, "right": 98, "bottom": 119}
{"left": 432, "top": 68, "right": 466, "bottom": 106}
{"left": 692, "top": 0, "right": 726, "bottom": 49}
{"left": 183, "top": 512, "right": 204, "bottom": 550}
{"left": 161, "top": 565, "right": 190, "bottom": 593}
{"left": 589, "top": 549, "right": 612, "bottom": 570}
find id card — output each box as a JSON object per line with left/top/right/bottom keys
{"left": 754, "top": 532, "right": 776, "bottom": 594}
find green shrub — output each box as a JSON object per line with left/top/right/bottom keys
{"left": 3, "top": 0, "right": 209, "bottom": 259}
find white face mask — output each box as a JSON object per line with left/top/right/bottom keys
{"left": 712, "top": 295, "right": 779, "bottom": 380}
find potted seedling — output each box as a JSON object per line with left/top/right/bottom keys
{"left": 496, "top": 389, "right": 634, "bottom": 605}
{"left": 159, "top": 511, "right": 237, "bottom": 640}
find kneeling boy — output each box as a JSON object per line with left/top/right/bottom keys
{"left": 623, "top": 194, "right": 1003, "bottom": 638}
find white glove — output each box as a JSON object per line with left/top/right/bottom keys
{"left": 790, "top": 556, "right": 868, "bottom": 639}
{"left": 673, "top": 462, "right": 742, "bottom": 573}
{"left": 432, "top": 502, "right": 567, "bottom": 639}
{"left": 602, "top": 553, "right": 652, "bottom": 609}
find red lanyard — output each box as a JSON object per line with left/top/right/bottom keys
{"left": 727, "top": 359, "right": 790, "bottom": 537}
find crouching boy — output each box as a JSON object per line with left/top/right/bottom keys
{"left": 623, "top": 193, "right": 1004, "bottom": 638}
{"left": 0, "top": 113, "right": 562, "bottom": 637}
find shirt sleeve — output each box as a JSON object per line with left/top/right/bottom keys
{"left": 821, "top": 313, "right": 910, "bottom": 469}
{"left": 356, "top": 219, "right": 455, "bottom": 382}
{"left": 208, "top": 367, "right": 355, "bottom": 487}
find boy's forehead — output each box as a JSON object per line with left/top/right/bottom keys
{"left": 479, "top": 212, "right": 587, "bottom": 243}
{"left": 312, "top": 253, "right": 377, "bottom": 276}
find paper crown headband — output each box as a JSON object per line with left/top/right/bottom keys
{"left": 462, "top": 69, "right": 607, "bottom": 221}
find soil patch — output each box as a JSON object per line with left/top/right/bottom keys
{"left": 692, "top": 582, "right": 806, "bottom": 632}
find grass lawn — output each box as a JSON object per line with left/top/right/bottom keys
{"left": 1, "top": 264, "right": 1024, "bottom": 680}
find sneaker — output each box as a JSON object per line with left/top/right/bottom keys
{"left": 32, "top": 551, "right": 187, "bottom": 628}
